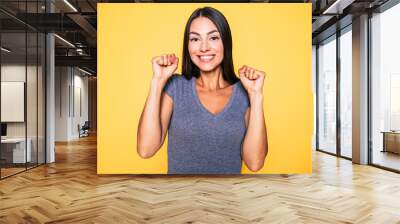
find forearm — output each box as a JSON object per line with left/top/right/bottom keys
{"left": 137, "top": 78, "right": 167, "bottom": 157}
{"left": 242, "top": 93, "right": 268, "bottom": 171}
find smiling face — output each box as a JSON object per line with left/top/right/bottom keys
{"left": 188, "top": 17, "right": 224, "bottom": 73}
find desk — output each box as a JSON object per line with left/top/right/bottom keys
{"left": 382, "top": 131, "right": 400, "bottom": 154}
{"left": 1, "top": 138, "right": 31, "bottom": 163}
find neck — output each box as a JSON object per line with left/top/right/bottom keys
{"left": 197, "top": 67, "right": 229, "bottom": 91}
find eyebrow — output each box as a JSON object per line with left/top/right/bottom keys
{"left": 189, "top": 30, "right": 219, "bottom": 36}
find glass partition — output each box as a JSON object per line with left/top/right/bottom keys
{"left": 1, "top": 30, "right": 28, "bottom": 177}
{"left": 0, "top": 1, "right": 46, "bottom": 179}
{"left": 317, "top": 35, "right": 337, "bottom": 154}
{"left": 27, "top": 30, "right": 38, "bottom": 169}
{"left": 371, "top": 3, "right": 400, "bottom": 171}
{"left": 339, "top": 27, "right": 352, "bottom": 158}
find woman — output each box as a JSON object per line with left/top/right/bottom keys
{"left": 137, "top": 7, "right": 268, "bottom": 174}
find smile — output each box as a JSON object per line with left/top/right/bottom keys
{"left": 198, "top": 55, "right": 215, "bottom": 62}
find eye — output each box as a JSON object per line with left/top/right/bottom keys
{"left": 210, "top": 36, "right": 220, "bottom": 41}
{"left": 190, "top": 37, "right": 199, "bottom": 42}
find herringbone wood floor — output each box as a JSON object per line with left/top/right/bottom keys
{"left": 1, "top": 134, "right": 400, "bottom": 224}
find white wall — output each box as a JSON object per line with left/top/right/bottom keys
{"left": 55, "top": 67, "right": 70, "bottom": 141}
{"left": 55, "top": 67, "right": 89, "bottom": 141}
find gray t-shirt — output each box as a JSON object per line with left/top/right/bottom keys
{"left": 163, "top": 74, "right": 250, "bottom": 174}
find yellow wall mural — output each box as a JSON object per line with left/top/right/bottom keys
{"left": 98, "top": 3, "right": 313, "bottom": 174}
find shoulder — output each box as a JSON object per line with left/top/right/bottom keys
{"left": 235, "top": 81, "right": 249, "bottom": 98}
{"left": 235, "top": 81, "right": 250, "bottom": 108}
{"left": 163, "top": 74, "right": 192, "bottom": 99}
{"left": 166, "top": 74, "right": 191, "bottom": 86}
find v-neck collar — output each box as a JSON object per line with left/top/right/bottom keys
{"left": 192, "top": 78, "right": 238, "bottom": 118}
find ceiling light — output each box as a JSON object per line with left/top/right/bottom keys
{"left": 54, "top": 34, "right": 75, "bottom": 48}
{"left": 63, "top": 0, "right": 78, "bottom": 12}
{"left": 77, "top": 67, "right": 93, "bottom": 76}
{"left": 322, "top": 0, "right": 355, "bottom": 15}
{"left": 1, "top": 47, "right": 11, "bottom": 53}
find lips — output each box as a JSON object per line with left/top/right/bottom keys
{"left": 198, "top": 55, "right": 215, "bottom": 62}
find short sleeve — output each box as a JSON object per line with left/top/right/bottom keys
{"left": 163, "top": 74, "right": 179, "bottom": 101}
{"left": 237, "top": 81, "right": 250, "bottom": 108}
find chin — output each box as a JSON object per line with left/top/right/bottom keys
{"left": 193, "top": 62, "right": 221, "bottom": 73}
{"left": 197, "top": 66, "right": 218, "bottom": 72}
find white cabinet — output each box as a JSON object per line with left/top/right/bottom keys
{"left": 1, "top": 138, "right": 32, "bottom": 163}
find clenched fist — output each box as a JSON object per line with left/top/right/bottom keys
{"left": 152, "top": 54, "right": 179, "bottom": 81}
{"left": 238, "top": 65, "right": 266, "bottom": 96}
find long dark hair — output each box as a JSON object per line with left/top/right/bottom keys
{"left": 182, "top": 7, "right": 239, "bottom": 84}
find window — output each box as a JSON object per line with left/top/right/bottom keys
{"left": 339, "top": 27, "right": 352, "bottom": 158}
{"left": 317, "top": 35, "right": 337, "bottom": 154}
{"left": 371, "top": 2, "right": 400, "bottom": 171}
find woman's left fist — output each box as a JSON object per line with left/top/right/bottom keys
{"left": 238, "top": 65, "right": 266, "bottom": 95}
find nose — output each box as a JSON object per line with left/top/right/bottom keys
{"left": 200, "top": 40, "right": 209, "bottom": 52}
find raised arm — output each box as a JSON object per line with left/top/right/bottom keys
{"left": 239, "top": 65, "right": 268, "bottom": 172}
{"left": 137, "top": 54, "right": 178, "bottom": 158}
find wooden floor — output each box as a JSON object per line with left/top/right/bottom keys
{"left": 1, "top": 163, "right": 45, "bottom": 178}
{"left": 1, "top": 135, "right": 400, "bottom": 223}
{"left": 1, "top": 167, "right": 26, "bottom": 178}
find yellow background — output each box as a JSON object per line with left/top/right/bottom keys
{"left": 98, "top": 3, "right": 313, "bottom": 174}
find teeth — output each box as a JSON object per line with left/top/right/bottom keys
{"left": 199, "top": 55, "right": 214, "bottom": 62}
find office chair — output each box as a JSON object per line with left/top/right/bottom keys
{"left": 79, "top": 121, "right": 90, "bottom": 138}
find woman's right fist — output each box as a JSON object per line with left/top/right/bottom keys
{"left": 152, "top": 54, "right": 179, "bottom": 81}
